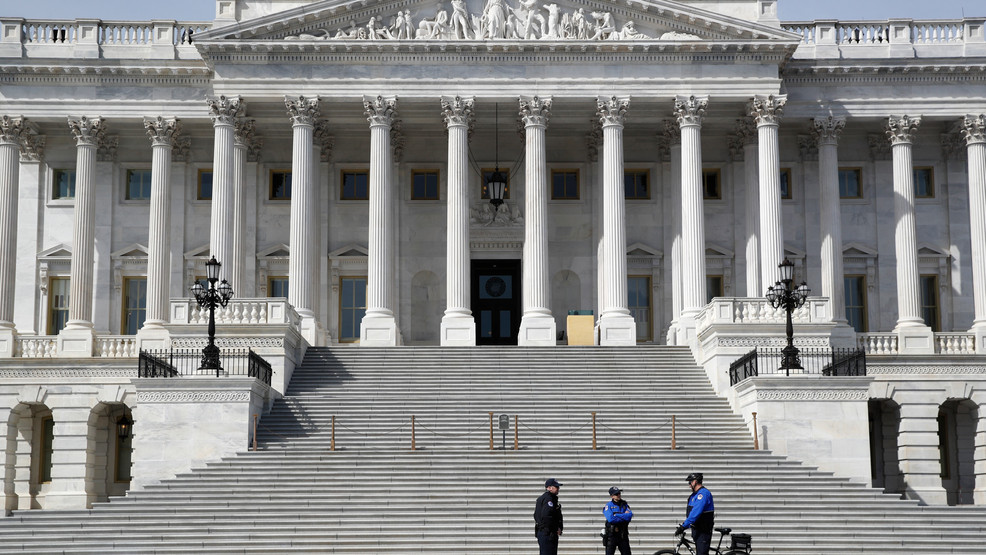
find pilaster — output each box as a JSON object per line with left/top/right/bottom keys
{"left": 14, "top": 137, "right": 43, "bottom": 336}
{"left": 518, "top": 95, "right": 556, "bottom": 346}
{"left": 232, "top": 118, "right": 258, "bottom": 300}
{"left": 440, "top": 95, "right": 476, "bottom": 346}
{"left": 887, "top": 115, "right": 934, "bottom": 353}
{"left": 664, "top": 121, "right": 683, "bottom": 344}
{"left": 734, "top": 119, "right": 760, "bottom": 298}
{"left": 596, "top": 96, "right": 635, "bottom": 346}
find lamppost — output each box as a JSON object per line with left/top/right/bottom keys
{"left": 486, "top": 103, "right": 507, "bottom": 220}
{"left": 190, "top": 256, "right": 234, "bottom": 376}
{"left": 766, "top": 258, "right": 810, "bottom": 376}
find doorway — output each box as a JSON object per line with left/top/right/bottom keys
{"left": 472, "top": 259, "right": 521, "bottom": 345}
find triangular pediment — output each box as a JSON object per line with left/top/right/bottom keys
{"left": 199, "top": 0, "right": 798, "bottom": 45}
{"left": 111, "top": 244, "right": 149, "bottom": 259}
{"left": 38, "top": 244, "right": 72, "bottom": 259}
{"left": 184, "top": 244, "right": 211, "bottom": 259}
{"left": 706, "top": 244, "right": 733, "bottom": 258}
{"left": 258, "top": 243, "right": 291, "bottom": 258}
{"left": 918, "top": 244, "right": 949, "bottom": 258}
{"left": 843, "top": 242, "right": 877, "bottom": 258}
{"left": 627, "top": 242, "right": 661, "bottom": 257}
{"left": 329, "top": 244, "right": 369, "bottom": 258}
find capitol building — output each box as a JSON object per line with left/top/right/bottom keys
{"left": 1, "top": 0, "right": 986, "bottom": 549}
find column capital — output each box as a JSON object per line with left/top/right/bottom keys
{"left": 869, "top": 134, "right": 893, "bottom": 161}
{"left": 207, "top": 95, "right": 244, "bottom": 126}
{"left": 673, "top": 95, "right": 708, "bottom": 127}
{"left": 363, "top": 95, "right": 398, "bottom": 127}
{"left": 172, "top": 136, "right": 191, "bottom": 162}
{"left": 798, "top": 134, "right": 819, "bottom": 162}
{"left": 962, "top": 114, "right": 986, "bottom": 145}
{"left": 728, "top": 118, "right": 756, "bottom": 161}
{"left": 233, "top": 119, "right": 257, "bottom": 149}
{"left": 886, "top": 115, "right": 922, "bottom": 145}
{"left": 596, "top": 95, "right": 629, "bottom": 128}
{"left": 314, "top": 120, "right": 333, "bottom": 162}
{"left": 67, "top": 116, "right": 105, "bottom": 147}
{"left": 285, "top": 95, "right": 320, "bottom": 127}
{"left": 0, "top": 115, "right": 26, "bottom": 146}
{"left": 586, "top": 119, "right": 602, "bottom": 162}
{"left": 20, "top": 133, "right": 45, "bottom": 163}
{"left": 519, "top": 95, "right": 552, "bottom": 127}
{"left": 749, "top": 94, "right": 787, "bottom": 126}
{"left": 97, "top": 136, "right": 118, "bottom": 162}
{"left": 391, "top": 119, "right": 406, "bottom": 162}
{"left": 440, "top": 95, "right": 475, "bottom": 129}
{"left": 143, "top": 116, "right": 182, "bottom": 148}
{"left": 941, "top": 132, "right": 967, "bottom": 161}
{"left": 664, "top": 119, "right": 683, "bottom": 146}
{"left": 811, "top": 116, "right": 846, "bottom": 145}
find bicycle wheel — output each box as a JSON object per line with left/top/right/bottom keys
{"left": 722, "top": 551, "right": 749, "bottom": 555}
{"left": 653, "top": 550, "right": 679, "bottom": 555}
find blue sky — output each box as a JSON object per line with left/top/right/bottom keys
{"left": 3, "top": 0, "right": 980, "bottom": 22}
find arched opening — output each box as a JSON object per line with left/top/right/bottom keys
{"left": 86, "top": 403, "right": 133, "bottom": 506}
{"left": 868, "top": 399, "right": 903, "bottom": 495}
{"left": 4, "top": 402, "right": 53, "bottom": 513}
{"left": 939, "top": 399, "right": 978, "bottom": 505}
{"left": 409, "top": 270, "right": 442, "bottom": 345}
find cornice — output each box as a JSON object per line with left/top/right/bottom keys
{"left": 781, "top": 62, "right": 986, "bottom": 85}
{"left": 0, "top": 64, "right": 213, "bottom": 86}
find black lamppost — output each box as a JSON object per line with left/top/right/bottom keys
{"left": 487, "top": 103, "right": 507, "bottom": 217}
{"left": 190, "top": 256, "right": 234, "bottom": 376}
{"left": 766, "top": 258, "right": 810, "bottom": 375}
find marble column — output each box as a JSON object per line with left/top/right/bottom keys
{"left": 675, "top": 95, "right": 708, "bottom": 341}
{"left": 813, "top": 116, "right": 852, "bottom": 333}
{"left": 665, "top": 121, "right": 683, "bottom": 344}
{"left": 137, "top": 117, "right": 181, "bottom": 348}
{"left": 206, "top": 95, "right": 242, "bottom": 282}
{"left": 750, "top": 95, "right": 787, "bottom": 289}
{"left": 887, "top": 115, "right": 934, "bottom": 353}
{"left": 440, "top": 95, "right": 476, "bottom": 346}
{"left": 963, "top": 115, "right": 986, "bottom": 352}
{"left": 518, "top": 95, "right": 556, "bottom": 346}
{"left": 734, "top": 119, "right": 760, "bottom": 297}
{"left": 58, "top": 116, "right": 104, "bottom": 357}
{"left": 0, "top": 117, "right": 25, "bottom": 343}
{"left": 596, "top": 96, "right": 636, "bottom": 346}
{"left": 285, "top": 97, "right": 320, "bottom": 327}
{"left": 232, "top": 119, "right": 256, "bottom": 297}
{"left": 360, "top": 95, "right": 400, "bottom": 346}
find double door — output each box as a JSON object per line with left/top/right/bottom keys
{"left": 471, "top": 259, "right": 521, "bottom": 345}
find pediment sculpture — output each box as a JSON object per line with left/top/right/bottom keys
{"left": 283, "top": 0, "right": 702, "bottom": 42}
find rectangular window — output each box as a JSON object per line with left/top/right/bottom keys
{"left": 52, "top": 169, "right": 76, "bottom": 200}
{"left": 839, "top": 168, "right": 862, "bottom": 199}
{"left": 340, "top": 276, "right": 367, "bottom": 342}
{"left": 780, "top": 168, "right": 793, "bottom": 200}
{"left": 706, "top": 275, "right": 724, "bottom": 304}
{"left": 341, "top": 170, "right": 369, "bottom": 200}
{"left": 268, "top": 276, "right": 289, "bottom": 298}
{"left": 197, "top": 169, "right": 213, "bottom": 201}
{"left": 122, "top": 277, "right": 147, "bottom": 335}
{"left": 39, "top": 416, "right": 54, "bottom": 483}
{"left": 627, "top": 276, "right": 651, "bottom": 342}
{"left": 702, "top": 169, "right": 721, "bottom": 200}
{"left": 481, "top": 169, "right": 510, "bottom": 200}
{"left": 914, "top": 167, "right": 934, "bottom": 199}
{"left": 125, "top": 169, "right": 152, "bottom": 201}
{"left": 551, "top": 169, "right": 579, "bottom": 200}
{"left": 624, "top": 170, "right": 649, "bottom": 200}
{"left": 844, "top": 275, "right": 868, "bottom": 332}
{"left": 48, "top": 277, "right": 70, "bottom": 335}
{"left": 412, "top": 170, "right": 440, "bottom": 200}
{"left": 269, "top": 170, "right": 292, "bottom": 200}
{"left": 920, "top": 274, "right": 940, "bottom": 332}
{"left": 114, "top": 416, "right": 132, "bottom": 483}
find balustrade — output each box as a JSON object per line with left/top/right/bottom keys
{"left": 781, "top": 18, "right": 982, "bottom": 56}
{"left": 6, "top": 19, "right": 211, "bottom": 59}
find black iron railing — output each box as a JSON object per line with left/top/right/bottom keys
{"left": 137, "top": 348, "right": 273, "bottom": 386}
{"left": 728, "top": 347, "right": 866, "bottom": 386}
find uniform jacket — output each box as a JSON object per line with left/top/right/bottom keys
{"left": 603, "top": 498, "right": 633, "bottom": 536}
{"left": 682, "top": 486, "right": 715, "bottom": 532}
{"left": 534, "top": 491, "right": 564, "bottom": 534}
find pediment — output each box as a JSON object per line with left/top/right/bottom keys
{"left": 38, "top": 244, "right": 72, "bottom": 259}
{"left": 199, "top": 0, "right": 798, "bottom": 45}
{"left": 329, "top": 244, "right": 369, "bottom": 258}
{"left": 258, "top": 243, "right": 291, "bottom": 258}
{"left": 843, "top": 242, "right": 877, "bottom": 257}
{"left": 627, "top": 242, "right": 661, "bottom": 257}
{"left": 184, "top": 244, "right": 211, "bottom": 259}
{"left": 783, "top": 246, "right": 805, "bottom": 259}
{"left": 918, "top": 244, "right": 949, "bottom": 258}
{"left": 706, "top": 244, "right": 733, "bottom": 258}
{"left": 111, "top": 244, "right": 149, "bottom": 259}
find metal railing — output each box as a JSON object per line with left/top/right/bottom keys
{"left": 137, "top": 348, "right": 273, "bottom": 386}
{"left": 729, "top": 347, "right": 866, "bottom": 386}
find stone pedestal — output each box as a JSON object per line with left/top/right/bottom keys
{"left": 135, "top": 326, "right": 171, "bottom": 351}
{"left": 0, "top": 326, "right": 14, "bottom": 357}
{"left": 897, "top": 401, "right": 949, "bottom": 505}
{"left": 57, "top": 327, "right": 95, "bottom": 357}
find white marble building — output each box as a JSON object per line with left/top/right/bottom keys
{"left": 2, "top": 0, "right": 986, "bottom": 511}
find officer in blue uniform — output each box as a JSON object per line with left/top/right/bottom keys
{"left": 534, "top": 478, "right": 564, "bottom": 555}
{"left": 675, "top": 473, "right": 715, "bottom": 555}
{"left": 603, "top": 486, "right": 633, "bottom": 555}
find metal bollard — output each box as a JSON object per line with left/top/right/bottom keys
{"left": 331, "top": 415, "right": 336, "bottom": 451}
{"left": 252, "top": 414, "right": 258, "bottom": 451}
{"left": 514, "top": 415, "right": 518, "bottom": 450}
{"left": 671, "top": 415, "right": 676, "bottom": 451}
{"left": 752, "top": 412, "right": 759, "bottom": 450}
{"left": 591, "top": 412, "right": 597, "bottom": 451}
{"left": 489, "top": 412, "right": 494, "bottom": 450}
{"left": 411, "top": 415, "right": 416, "bottom": 451}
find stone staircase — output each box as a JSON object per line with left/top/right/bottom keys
{"left": 2, "top": 345, "right": 985, "bottom": 553}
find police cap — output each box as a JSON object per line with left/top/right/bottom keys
{"left": 545, "top": 478, "right": 563, "bottom": 488}
{"left": 686, "top": 473, "right": 703, "bottom": 483}
{"left": 608, "top": 486, "right": 622, "bottom": 495}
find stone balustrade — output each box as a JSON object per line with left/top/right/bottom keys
{"left": 781, "top": 18, "right": 986, "bottom": 58}
{"left": 169, "top": 298, "right": 302, "bottom": 328}
{"left": 14, "top": 336, "right": 57, "bottom": 358}
{"left": 696, "top": 296, "right": 831, "bottom": 330}
{"left": 857, "top": 332, "right": 977, "bottom": 356}
{"left": 94, "top": 336, "right": 138, "bottom": 358}
{"left": 0, "top": 18, "right": 211, "bottom": 59}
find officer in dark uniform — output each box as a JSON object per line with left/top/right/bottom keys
{"left": 534, "top": 478, "right": 564, "bottom": 555}
{"left": 675, "top": 473, "right": 715, "bottom": 555}
{"left": 603, "top": 486, "right": 633, "bottom": 555}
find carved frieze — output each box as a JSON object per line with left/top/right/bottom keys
{"left": 285, "top": 95, "right": 320, "bottom": 127}
{"left": 748, "top": 94, "right": 787, "bottom": 126}
{"left": 886, "top": 115, "right": 921, "bottom": 145}
{"left": 596, "top": 96, "right": 629, "bottom": 127}
{"left": 519, "top": 95, "right": 552, "bottom": 127}
{"left": 207, "top": 95, "right": 244, "bottom": 126}
{"left": 673, "top": 95, "right": 707, "bottom": 127}
{"left": 962, "top": 114, "right": 986, "bottom": 145}
{"left": 144, "top": 116, "right": 182, "bottom": 148}
{"left": 756, "top": 389, "right": 869, "bottom": 401}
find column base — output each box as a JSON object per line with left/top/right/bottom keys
{"left": 893, "top": 323, "right": 935, "bottom": 354}
{"left": 136, "top": 325, "right": 171, "bottom": 351}
{"left": 518, "top": 314, "right": 556, "bottom": 346}
{"left": 299, "top": 314, "right": 325, "bottom": 347}
{"left": 441, "top": 315, "right": 476, "bottom": 346}
{"left": 665, "top": 321, "right": 679, "bottom": 346}
{"left": 56, "top": 327, "right": 95, "bottom": 358}
{"left": 597, "top": 315, "right": 636, "bottom": 346}
{"left": 0, "top": 326, "right": 15, "bottom": 357}
{"left": 360, "top": 315, "right": 399, "bottom": 346}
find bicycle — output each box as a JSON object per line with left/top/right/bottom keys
{"left": 653, "top": 527, "right": 752, "bottom": 555}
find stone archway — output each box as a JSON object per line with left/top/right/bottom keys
{"left": 868, "top": 398, "right": 903, "bottom": 495}
{"left": 86, "top": 402, "right": 133, "bottom": 506}
{"left": 4, "top": 402, "right": 52, "bottom": 512}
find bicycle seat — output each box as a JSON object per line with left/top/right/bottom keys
{"left": 715, "top": 527, "right": 732, "bottom": 535}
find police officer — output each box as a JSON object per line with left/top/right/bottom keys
{"left": 675, "top": 473, "right": 715, "bottom": 555}
{"left": 534, "top": 478, "right": 564, "bottom": 555}
{"left": 603, "top": 486, "right": 633, "bottom": 555}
